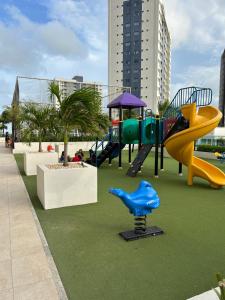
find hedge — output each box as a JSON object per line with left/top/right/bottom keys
{"left": 196, "top": 144, "right": 225, "bottom": 153}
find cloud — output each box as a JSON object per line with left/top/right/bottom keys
{"left": 171, "top": 64, "right": 220, "bottom": 105}
{"left": 163, "top": 0, "right": 223, "bottom": 105}
{"left": 46, "top": 0, "right": 107, "bottom": 51}
{"left": 0, "top": 1, "right": 108, "bottom": 107}
{"left": 0, "top": 5, "right": 88, "bottom": 74}
{"left": 164, "top": 0, "right": 225, "bottom": 53}
{"left": 38, "top": 21, "right": 87, "bottom": 59}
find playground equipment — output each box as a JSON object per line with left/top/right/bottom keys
{"left": 89, "top": 87, "right": 225, "bottom": 188}
{"left": 109, "top": 181, "right": 163, "bottom": 241}
{"left": 215, "top": 152, "right": 225, "bottom": 163}
{"left": 165, "top": 103, "right": 225, "bottom": 188}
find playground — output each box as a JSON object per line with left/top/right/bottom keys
{"left": 11, "top": 86, "right": 225, "bottom": 299}
{"left": 15, "top": 152, "right": 225, "bottom": 300}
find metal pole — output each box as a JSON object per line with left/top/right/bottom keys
{"left": 119, "top": 107, "right": 122, "bottom": 169}
{"left": 128, "top": 108, "right": 132, "bottom": 164}
{"left": 160, "top": 145, "right": 164, "bottom": 171}
{"left": 138, "top": 107, "right": 144, "bottom": 151}
{"left": 108, "top": 108, "right": 112, "bottom": 166}
{"left": 179, "top": 162, "right": 183, "bottom": 176}
{"left": 154, "top": 115, "right": 160, "bottom": 178}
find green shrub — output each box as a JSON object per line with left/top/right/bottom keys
{"left": 196, "top": 145, "right": 225, "bottom": 153}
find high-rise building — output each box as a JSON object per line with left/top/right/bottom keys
{"left": 56, "top": 76, "right": 103, "bottom": 102}
{"left": 219, "top": 50, "right": 225, "bottom": 127}
{"left": 108, "top": 0, "right": 171, "bottom": 113}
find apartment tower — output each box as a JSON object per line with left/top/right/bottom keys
{"left": 108, "top": 0, "right": 171, "bottom": 113}
{"left": 219, "top": 50, "right": 225, "bottom": 127}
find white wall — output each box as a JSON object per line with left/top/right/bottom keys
{"left": 13, "top": 141, "right": 139, "bottom": 155}
{"left": 13, "top": 142, "right": 57, "bottom": 154}
{"left": 13, "top": 141, "right": 96, "bottom": 154}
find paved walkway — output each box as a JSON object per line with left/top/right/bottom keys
{"left": 0, "top": 143, "right": 67, "bottom": 300}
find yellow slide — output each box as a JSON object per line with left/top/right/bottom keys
{"left": 164, "top": 103, "right": 225, "bottom": 188}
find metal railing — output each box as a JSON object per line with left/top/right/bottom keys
{"left": 163, "top": 87, "right": 213, "bottom": 119}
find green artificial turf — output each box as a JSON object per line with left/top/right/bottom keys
{"left": 15, "top": 153, "right": 225, "bottom": 300}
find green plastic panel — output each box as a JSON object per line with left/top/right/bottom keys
{"left": 122, "top": 119, "right": 139, "bottom": 144}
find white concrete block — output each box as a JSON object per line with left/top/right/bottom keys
{"left": 24, "top": 152, "right": 59, "bottom": 176}
{"left": 37, "top": 162, "right": 97, "bottom": 210}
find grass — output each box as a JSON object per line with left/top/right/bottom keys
{"left": 15, "top": 153, "right": 225, "bottom": 300}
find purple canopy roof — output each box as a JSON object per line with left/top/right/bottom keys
{"left": 107, "top": 92, "right": 147, "bottom": 109}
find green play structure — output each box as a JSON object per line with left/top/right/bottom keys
{"left": 121, "top": 117, "right": 157, "bottom": 145}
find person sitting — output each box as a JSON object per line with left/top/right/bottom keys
{"left": 78, "top": 149, "right": 84, "bottom": 160}
{"left": 5, "top": 132, "right": 9, "bottom": 147}
{"left": 7, "top": 137, "right": 12, "bottom": 148}
{"left": 72, "top": 152, "right": 81, "bottom": 162}
{"left": 59, "top": 151, "right": 71, "bottom": 163}
{"left": 59, "top": 151, "right": 65, "bottom": 162}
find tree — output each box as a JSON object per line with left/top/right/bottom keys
{"left": 49, "top": 82, "right": 109, "bottom": 166}
{"left": 0, "top": 107, "right": 11, "bottom": 135}
{"left": 0, "top": 123, "right": 7, "bottom": 136}
{"left": 158, "top": 100, "right": 170, "bottom": 117}
{"left": 21, "top": 103, "right": 57, "bottom": 152}
{"left": 123, "top": 109, "right": 139, "bottom": 120}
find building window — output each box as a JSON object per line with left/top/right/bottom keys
{"left": 125, "top": 23, "right": 130, "bottom": 28}
{"left": 125, "top": 42, "right": 131, "bottom": 47}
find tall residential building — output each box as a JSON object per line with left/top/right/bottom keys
{"left": 56, "top": 76, "right": 103, "bottom": 102}
{"left": 108, "top": 0, "right": 171, "bottom": 113}
{"left": 219, "top": 50, "right": 225, "bottom": 127}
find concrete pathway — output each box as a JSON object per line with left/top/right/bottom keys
{"left": 0, "top": 143, "right": 67, "bottom": 300}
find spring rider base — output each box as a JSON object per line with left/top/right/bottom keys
{"left": 120, "top": 226, "right": 164, "bottom": 241}
{"left": 109, "top": 181, "right": 164, "bottom": 242}
{"left": 119, "top": 215, "right": 163, "bottom": 241}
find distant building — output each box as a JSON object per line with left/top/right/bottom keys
{"left": 55, "top": 76, "right": 103, "bottom": 103}
{"left": 196, "top": 127, "right": 225, "bottom": 146}
{"left": 11, "top": 75, "right": 104, "bottom": 141}
{"left": 108, "top": 0, "right": 171, "bottom": 113}
{"left": 219, "top": 50, "right": 225, "bottom": 127}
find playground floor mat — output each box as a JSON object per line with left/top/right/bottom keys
{"left": 15, "top": 153, "right": 225, "bottom": 300}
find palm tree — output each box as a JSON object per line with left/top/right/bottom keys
{"left": 158, "top": 100, "right": 170, "bottom": 117}
{"left": 21, "top": 103, "right": 57, "bottom": 152}
{"left": 49, "top": 82, "right": 109, "bottom": 166}
{"left": 0, "top": 107, "right": 11, "bottom": 135}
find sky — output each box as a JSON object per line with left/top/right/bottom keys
{"left": 0, "top": 0, "right": 225, "bottom": 110}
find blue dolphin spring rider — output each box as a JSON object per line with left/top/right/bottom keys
{"left": 109, "top": 180, "right": 164, "bottom": 241}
